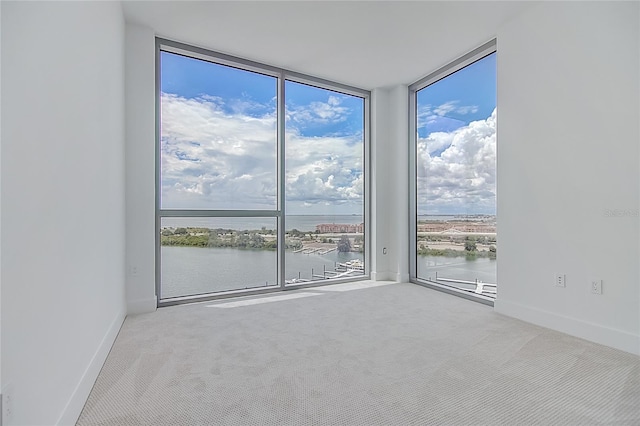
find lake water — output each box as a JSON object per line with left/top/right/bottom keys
{"left": 160, "top": 215, "right": 497, "bottom": 299}
{"left": 161, "top": 246, "right": 364, "bottom": 298}
{"left": 417, "top": 255, "right": 496, "bottom": 283}
{"left": 417, "top": 255, "right": 497, "bottom": 297}
{"left": 161, "top": 246, "right": 496, "bottom": 299}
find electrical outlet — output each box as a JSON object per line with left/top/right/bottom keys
{"left": 555, "top": 273, "right": 566, "bottom": 287}
{"left": 591, "top": 279, "right": 603, "bottom": 295}
{"left": 2, "top": 383, "right": 14, "bottom": 425}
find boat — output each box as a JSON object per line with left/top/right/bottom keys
{"left": 337, "top": 259, "right": 364, "bottom": 270}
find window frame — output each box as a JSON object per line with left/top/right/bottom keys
{"left": 155, "top": 38, "right": 371, "bottom": 306}
{"left": 408, "top": 39, "right": 496, "bottom": 306}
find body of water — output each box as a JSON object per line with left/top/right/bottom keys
{"left": 160, "top": 215, "right": 496, "bottom": 299}
{"left": 161, "top": 246, "right": 364, "bottom": 298}
{"left": 417, "top": 255, "right": 496, "bottom": 283}
{"left": 161, "top": 247, "right": 496, "bottom": 299}
{"left": 417, "top": 254, "right": 497, "bottom": 297}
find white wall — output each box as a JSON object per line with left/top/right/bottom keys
{"left": 370, "top": 85, "right": 409, "bottom": 283}
{"left": 388, "top": 85, "right": 410, "bottom": 283}
{"left": 370, "top": 88, "right": 391, "bottom": 280}
{"left": 494, "top": 1, "right": 640, "bottom": 355}
{"left": 125, "top": 23, "right": 157, "bottom": 314}
{"left": 370, "top": 85, "right": 409, "bottom": 282}
{"left": 1, "top": 2, "right": 127, "bottom": 424}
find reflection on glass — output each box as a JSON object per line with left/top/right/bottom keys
{"left": 284, "top": 81, "right": 365, "bottom": 285}
{"left": 160, "top": 217, "right": 277, "bottom": 298}
{"left": 415, "top": 53, "right": 497, "bottom": 298}
{"left": 159, "top": 51, "right": 277, "bottom": 210}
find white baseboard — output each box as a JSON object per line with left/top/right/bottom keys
{"left": 370, "top": 271, "right": 406, "bottom": 282}
{"left": 371, "top": 271, "right": 391, "bottom": 281}
{"left": 57, "top": 309, "right": 126, "bottom": 425}
{"left": 394, "top": 272, "right": 410, "bottom": 283}
{"left": 494, "top": 299, "right": 640, "bottom": 356}
{"left": 127, "top": 296, "right": 157, "bottom": 315}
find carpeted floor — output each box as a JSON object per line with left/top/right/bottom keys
{"left": 77, "top": 281, "right": 640, "bottom": 425}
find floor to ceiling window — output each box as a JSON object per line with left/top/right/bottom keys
{"left": 157, "top": 39, "right": 368, "bottom": 303}
{"left": 409, "top": 40, "right": 497, "bottom": 302}
{"left": 284, "top": 81, "right": 366, "bottom": 285}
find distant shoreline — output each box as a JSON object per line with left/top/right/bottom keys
{"left": 161, "top": 220, "right": 495, "bottom": 258}
{"left": 160, "top": 227, "right": 363, "bottom": 253}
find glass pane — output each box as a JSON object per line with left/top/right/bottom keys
{"left": 160, "top": 217, "right": 277, "bottom": 298}
{"left": 416, "top": 53, "right": 497, "bottom": 298}
{"left": 160, "top": 51, "right": 277, "bottom": 210}
{"left": 284, "top": 81, "right": 365, "bottom": 284}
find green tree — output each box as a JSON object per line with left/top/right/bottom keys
{"left": 264, "top": 240, "right": 278, "bottom": 249}
{"left": 235, "top": 232, "right": 265, "bottom": 249}
{"left": 337, "top": 235, "right": 352, "bottom": 252}
{"left": 288, "top": 228, "right": 303, "bottom": 238}
{"left": 285, "top": 239, "right": 302, "bottom": 250}
{"left": 464, "top": 237, "right": 477, "bottom": 252}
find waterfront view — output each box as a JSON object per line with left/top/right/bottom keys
{"left": 159, "top": 51, "right": 367, "bottom": 300}
{"left": 160, "top": 215, "right": 496, "bottom": 299}
{"left": 161, "top": 246, "right": 364, "bottom": 298}
{"left": 157, "top": 43, "right": 497, "bottom": 301}
{"left": 416, "top": 215, "right": 497, "bottom": 297}
{"left": 414, "top": 50, "right": 497, "bottom": 298}
{"left": 160, "top": 215, "right": 365, "bottom": 299}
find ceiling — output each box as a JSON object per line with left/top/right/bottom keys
{"left": 122, "top": 1, "right": 533, "bottom": 90}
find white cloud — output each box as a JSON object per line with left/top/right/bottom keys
{"left": 433, "top": 100, "right": 479, "bottom": 117}
{"left": 433, "top": 101, "right": 458, "bottom": 116}
{"left": 287, "top": 95, "right": 350, "bottom": 126}
{"left": 161, "top": 93, "right": 278, "bottom": 209}
{"left": 160, "top": 93, "right": 363, "bottom": 213}
{"left": 417, "top": 109, "right": 496, "bottom": 215}
{"left": 456, "top": 105, "right": 479, "bottom": 115}
{"left": 417, "top": 101, "right": 480, "bottom": 131}
{"left": 227, "top": 97, "right": 273, "bottom": 116}
{"left": 285, "top": 129, "right": 363, "bottom": 208}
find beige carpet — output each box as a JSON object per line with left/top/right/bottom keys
{"left": 77, "top": 282, "right": 640, "bottom": 425}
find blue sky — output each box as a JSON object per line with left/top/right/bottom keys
{"left": 160, "top": 51, "right": 496, "bottom": 217}
{"left": 417, "top": 53, "right": 496, "bottom": 137}
{"left": 161, "top": 52, "right": 364, "bottom": 135}
{"left": 160, "top": 51, "right": 365, "bottom": 215}
{"left": 161, "top": 52, "right": 276, "bottom": 116}
{"left": 416, "top": 52, "right": 497, "bottom": 216}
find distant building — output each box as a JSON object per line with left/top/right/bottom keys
{"left": 316, "top": 223, "right": 364, "bottom": 233}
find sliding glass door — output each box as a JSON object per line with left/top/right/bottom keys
{"left": 157, "top": 39, "right": 368, "bottom": 303}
